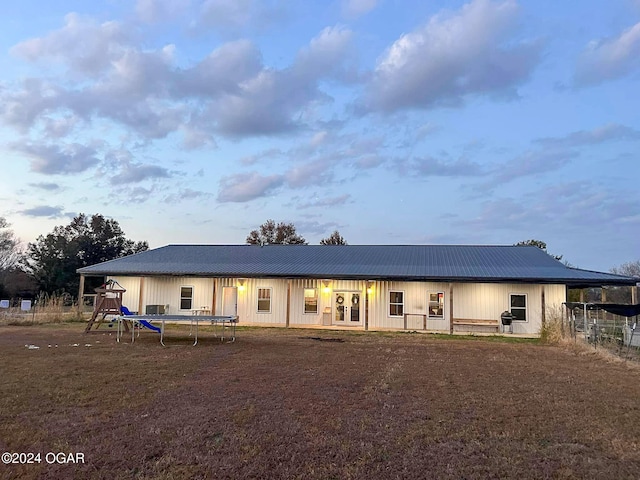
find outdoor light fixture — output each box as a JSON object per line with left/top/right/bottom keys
{"left": 322, "top": 280, "right": 331, "bottom": 293}
{"left": 237, "top": 279, "right": 246, "bottom": 291}
{"left": 367, "top": 281, "right": 374, "bottom": 295}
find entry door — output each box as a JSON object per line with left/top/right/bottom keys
{"left": 334, "top": 292, "right": 361, "bottom": 325}
{"left": 222, "top": 287, "right": 238, "bottom": 316}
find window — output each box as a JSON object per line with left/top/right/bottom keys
{"left": 257, "top": 288, "right": 272, "bottom": 313}
{"left": 304, "top": 288, "right": 318, "bottom": 314}
{"left": 389, "top": 291, "right": 404, "bottom": 317}
{"left": 510, "top": 294, "right": 527, "bottom": 321}
{"left": 180, "top": 286, "right": 193, "bottom": 310}
{"left": 428, "top": 292, "right": 444, "bottom": 318}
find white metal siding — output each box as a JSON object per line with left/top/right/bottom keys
{"left": 111, "top": 274, "right": 565, "bottom": 335}
{"left": 235, "top": 278, "right": 288, "bottom": 325}
{"left": 142, "top": 277, "right": 214, "bottom": 315}
{"left": 367, "top": 281, "right": 451, "bottom": 331}
{"left": 289, "top": 279, "right": 325, "bottom": 326}
{"left": 454, "top": 283, "right": 566, "bottom": 335}
{"left": 108, "top": 276, "right": 140, "bottom": 313}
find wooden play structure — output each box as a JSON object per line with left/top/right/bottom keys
{"left": 85, "top": 280, "right": 127, "bottom": 333}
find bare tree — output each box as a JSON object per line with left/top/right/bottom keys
{"left": 320, "top": 230, "right": 348, "bottom": 245}
{"left": 0, "top": 217, "right": 20, "bottom": 271}
{"left": 604, "top": 260, "right": 640, "bottom": 304}
{"left": 610, "top": 260, "right": 640, "bottom": 278}
{"left": 246, "top": 219, "right": 307, "bottom": 245}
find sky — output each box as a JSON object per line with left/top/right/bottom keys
{"left": 0, "top": 0, "right": 639, "bottom": 273}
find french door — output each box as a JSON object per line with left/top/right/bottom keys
{"left": 334, "top": 292, "right": 361, "bottom": 325}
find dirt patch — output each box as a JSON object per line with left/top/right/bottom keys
{"left": 299, "top": 336, "right": 345, "bottom": 342}
{"left": 1, "top": 324, "right": 640, "bottom": 479}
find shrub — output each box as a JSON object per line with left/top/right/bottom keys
{"left": 539, "top": 305, "right": 566, "bottom": 344}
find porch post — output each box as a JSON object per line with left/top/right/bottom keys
{"left": 212, "top": 278, "right": 218, "bottom": 316}
{"left": 541, "top": 286, "right": 546, "bottom": 328}
{"left": 286, "top": 279, "right": 291, "bottom": 327}
{"left": 138, "top": 277, "right": 145, "bottom": 315}
{"left": 77, "top": 274, "right": 85, "bottom": 314}
{"left": 449, "top": 283, "right": 454, "bottom": 335}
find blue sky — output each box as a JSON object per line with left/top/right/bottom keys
{"left": 1, "top": 0, "right": 638, "bottom": 272}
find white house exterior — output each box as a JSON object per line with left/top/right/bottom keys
{"left": 77, "top": 245, "right": 637, "bottom": 336}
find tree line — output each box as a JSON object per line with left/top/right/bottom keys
{"left": 0, "top": 215, "right": 636, "bottom": 301}
{"left": 0, "top": 216, "right": 348, "bottom": 299}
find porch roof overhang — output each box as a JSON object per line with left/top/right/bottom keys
{"left": 77, "top": 244, "right": 638, "bottom": 288}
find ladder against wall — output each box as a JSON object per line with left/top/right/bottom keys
{"left": 84, "top": 282, "right": 126, "bottom": 333}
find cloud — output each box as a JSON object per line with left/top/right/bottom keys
{"left": 460, "top": 181, "right": 640, "bottom": 235}
{"left": 3, "top": 13, "right": 357, "bottom": 144}
{"left": 293, "top": 26, "right": 355, "bottom": 81}
{"left": 297, "top": 194, "right": 352, "bottom": 209}
{"left": 19, "top": 205, "right": 70, "bottom": 218}
{"left": 576, "top": 21, "right": 640, "bottom": 86}
{"left": 110, "top": 163, "right": 171, "bottom": 184}
{"left": 491, "top": 150, "right": 578, "bottom": 183}
{"left": 342, "top": 0, "right": 378, "bottom": 18}
{"left": 217, "top": 172, "right": 285, "bottom": 202}
{"left": 42, "top": 115, "right": 79, "bottom": 139}
{"left": 240, "top": 148, "right": 283, "bottom": 165}
{"left": 2, "top": 78, "right": 62, "bottom": 132}
{"left": 217, "top": 154, "right": 340, "bottom": 202}
{"left": 136, "top": 0, "right": 189, "bottom": 23}
{"left": 11, "top": 13, "right": 129, "bottom": 77}
{"left": 397, "top": 155, "right": 487, "bottom": 177}
{"left": 295, "top": 219, "right": 342, "bottom": 236}
{"left": 285, "top": 159, "right": 335, "bottom": 188}
{"left": 163, "top": 188, "right": 213, "bottom": 203}
{"left": 194, "top": 0, "right": 288, "bottom": 35}
{"left": 210, "top": 26, "right": 355, "bottom": 137}
{"left": 360, "top": 0, "right": 541, "bottom": 113}
{"left": 106, "top": 186, "right": 155, "bottom": 204}
{"left": 28, "top": 182, "right": 62, "bottom": 191}
{"left": 534, "top": 123, "right": 640, "bottom": 148}
{"left": 177, "top": 40, "right": 263, "bottom": 97}
{"left": 12, "top": 142, "right": 101, "bottom": 174}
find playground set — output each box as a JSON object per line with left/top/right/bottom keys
{"left": 85, "top": 280, "right": 237, "bottom": 344}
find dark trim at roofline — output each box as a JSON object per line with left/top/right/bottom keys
{"left": 78, "top": 271, "right": 637, "bottom": 287}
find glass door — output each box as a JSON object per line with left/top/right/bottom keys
{"left": 334, "top": 292, "right": 361, "bottom": 325}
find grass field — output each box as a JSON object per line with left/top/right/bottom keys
{"left": 1, "top": 323, "right": 639, "bottom": 479}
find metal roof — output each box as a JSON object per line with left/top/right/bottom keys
{"left": 76, "top": 244, "right": 637, "bottom": 287}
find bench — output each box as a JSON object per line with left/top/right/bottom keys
{"left": 452, "top": 318, "right": 499, "bottom": 332}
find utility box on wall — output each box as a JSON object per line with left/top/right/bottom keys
{"left": 322, "top": 307, "right": 332, "bottom": 326}
{"left": 145, "top": 304, "right": 166, "bottom": 315}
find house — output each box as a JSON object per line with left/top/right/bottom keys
{"left": 76, "top": 244, "right": 638, "bottom": 336}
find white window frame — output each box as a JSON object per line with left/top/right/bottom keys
{"left": 180, "top": 286, "right": 194, "bottom": 311}
{"left": 389, "top": 290, "right": 404, "bottom": 317}
{"left": 510, "top": 293, "right": 527, "bottom": 322}
{"left": 428, "top": 292, "right": 445, "bottom": 318}
{"left": 257, "top": 287, "right": 272, "bottom": 313}
{"left": 303, "top": 288, "right": 318, "bottom": 314}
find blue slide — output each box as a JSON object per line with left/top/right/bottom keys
{"left": 139, "top": 320, "right": 161, "bottom": 333}
{"left": 120, "top": 306, "right": 161, "bottom": 333}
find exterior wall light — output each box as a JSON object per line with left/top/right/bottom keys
{"left": 322, "top": 280, "right": 331, "bottom": 294}
{"left": 237, "top": 279, "right": 246, "bottom": 291}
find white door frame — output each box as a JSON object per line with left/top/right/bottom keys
{"left": 333, "top": 290, "right": 362, "bottom": 326}
{"left": 222, "top": 286, "right": 238, "bottom": 317}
